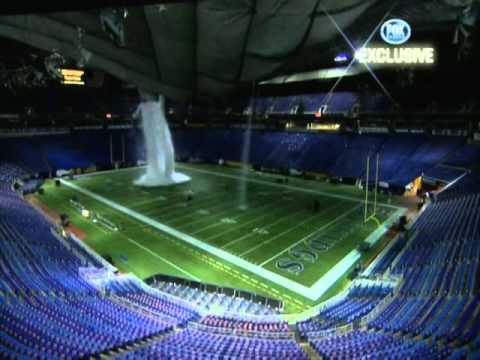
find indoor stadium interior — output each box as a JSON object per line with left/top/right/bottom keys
{"left": 0, "top": 1, "right": 479, "bottom": 359}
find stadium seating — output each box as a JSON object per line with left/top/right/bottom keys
{"left": 118, "top": 328, "right": 308, "bottom": 360}
{"left": 173, "top": 130, "right": 477, "bottom": 188}
{"left": 362, "top": 187, "right": 479, "bottom": 346}
{"left": 298, "top": 284, "right": 393, "bottom": 337}
{"left": 436, "top": 171, "right": 480, "bottom": 200}
{"left": 369, "top": 236, "right": 407, "bottom": 274}
{"left": 1, "top": 139, "right": 480, "bottom": 359}
{"left": 0, "top": 163, "right": 30, "bottom": 188}
{"left": 1, "top": 166, "right": 306, "bottom": 359}
{"left": 330, "top": 134, "right": 386, "bottom": 179}
{"left": 0, "top": 131, "right": 121, "bottom": 174}
{"left": 152, "top": 280, "right": 279, "bottom": 316}
{"left": 0, "top": 295, "right": 174, "bottom": 359}
{"left": 198, "top": 315, "right": 290, "bottom": 335}
{"left": 3, "top": 130, "right": 478, "bottom": 190}
{"left": 444, "top": 143, "right": 480, "bottom": 168}
{"left": 423, "top": 164, "right": 466, "bottom": 183}
{"left": 310, "top": 330, "right": 451, "bottom": 360}
{"left": 0, "top": 167, "right": 197, "bottom": 358}
{"left": 106, "top": 279, "right": 199, "bottom": 326}
{"left": 302, "top": 172, "right": 479, "bottom": 358}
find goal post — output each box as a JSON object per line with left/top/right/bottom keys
{"left": 364, "top": 153, "right": 380, "bottom": 225}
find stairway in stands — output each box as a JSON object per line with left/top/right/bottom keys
{"left": 299, "top": 341, "right": 322, "bottom": 360}
{"left": 294, "top": 325, "right": 322, "bottom": 360}
{"left": 101, "top": 326, "right": 178, "bottom": 358}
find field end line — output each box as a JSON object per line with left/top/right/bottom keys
{"left": 259, "top": 204, "right": 363, "bottom": 267}
{"left": 60, "top": 178, "right": 327, "bottom": 301}
{"left": 125, "top": 236, "right": 201, "bottom": 282}
{"left": 177, "top": 164, "right": 402, "bottom": 210}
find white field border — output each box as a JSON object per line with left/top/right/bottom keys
{"left": 60, "top": 168, "right": 406, "bottom": 301}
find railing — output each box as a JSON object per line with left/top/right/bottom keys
{"left": 283, "top": 291, "right": 348, "bottom": 324}
{"left": 304, "top": 323, "right": 354, "bottom": 339}
{"left": 359, "top": 275, "right": 404, "bottom": 327}
{"left": 187, "top": 321, "right": 295, "bottom": 339}
{"left": 388, "top": 230, "right": 419, "bottom": 274}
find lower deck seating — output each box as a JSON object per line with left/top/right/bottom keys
{"left": 298, "top": 285, "right": 392, "bottom": 337}
{"left": 0, "top": 295, "right": 173, "bottom": 359}
{"left": 118, "top": 328, "right": 308, "bottom": 360}
{"left": 198, "top": 315, "right": 290, "bottom": 336}
{"left": 0, "top": 169, "right": 200, "bottom": 359}
{"left": 310, "top": 330, "right": 451, "bottom": 360}
{"left": 2, "top": 156, "right": 480, "bottom": 359}
{"left": 107, "top": 279, "right": 199, "bottom": 326}
{"left": 152, "top": 280, "right": 279, "bottom": 315}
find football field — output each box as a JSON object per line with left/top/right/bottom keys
{"left": 36, "top": 163, "right": 405, "bottom": 313}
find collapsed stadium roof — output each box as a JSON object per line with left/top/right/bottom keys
{"left": 0, "top": 0, "right": 473, "bottom": 99}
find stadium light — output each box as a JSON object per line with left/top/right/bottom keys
{"left": 334, "top": 53, "right": 349, "bottom": 63}
{"left": 60, "top": 68, "right": 85, "bottom": 86}
{"left": 307, "top": 123, "right": 340, "bottom": 131}
{"left": 61, "top": 80, "right": 85, "bottom": 85}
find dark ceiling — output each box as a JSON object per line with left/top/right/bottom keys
{"left": 0, "top": 1, "right": 477, "bottom": 100}
{"left": 0, "top": 1, "right": 182, "bottom": 16}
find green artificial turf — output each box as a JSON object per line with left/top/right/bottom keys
{"left": 36, "top": 163, "right": 404, "bottom": 314}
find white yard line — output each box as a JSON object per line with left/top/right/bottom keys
{"left": 60, "top": 178, "right": 343, "bottom": 300}
{"left": 199, "top": 201, "right": 302, "bottom": 242}
{"left": 189, "top": 196, "right": 297, "bottom": 237}
{"left": 220, "top": 205, "right": 309, "bottom": 250}
{"left": 224, "top": 201, "right": 344, "bottom": 252}
{"left": 239, "top": 214, "right": 321, "bottom": 257}
{"left": 258, "top": 205, "right": 362, "bottom": 266}
{"left": 140, "top": 192, "right": 229, "bottom": 218}
{"left": 60, "top": 177, "right": 406, "bottom": 302}
{"left": 125, "top": 236, "right": 201, "bottom": 281}
{"left": 167, "top": 196, "right": 278, "bottom": 228}
{"left": 162, "top": 195, "right": 249, "bottom": 226}
{"left": 239, "top": 204, "right": 351, "bottom": 258}
{"left": 130, "top": 195, "right": 170, "bottom": 207}
{"left": 177, "top": 164, "right": 402, "bottom": 209}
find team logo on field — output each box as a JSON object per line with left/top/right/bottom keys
{"left": 276, "top": 258, "right": 304, "bottom": 275}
